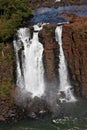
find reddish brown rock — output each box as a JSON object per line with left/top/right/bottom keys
{"left": 0, "top": 115, "right": 5, "bottom": 121}
{"left": 62, "top": 16, "right": 87, "bottom": 98}
{"left": 54, "top": 0, "right": 87, "bottom": 8}
{"left": 39, "top": 24, "right": 59, "bottom": 81}
{"left": 28, "top": 0, "right": 54, "bottom": 9}
{"left": 28, "top": 0, "right": 87, "bottom": 10}
{"left": 39, "top": 15, "right": 87, "bottom": 99}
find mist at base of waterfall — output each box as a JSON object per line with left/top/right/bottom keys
{"left": 1, "top": 99, "right": 87, "bottom": 130}
{"left": 13, "top": 25, "right": 60, "bottom": 115}
{"left": 13, "top": 24, "right": 77, "bottom": 117}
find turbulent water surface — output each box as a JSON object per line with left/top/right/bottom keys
{"left": 0, "top": 100, "right": 87, "bottom": 130}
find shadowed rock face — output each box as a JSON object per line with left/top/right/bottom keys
{"left": 39, "top": 15, "right": 87, "bottom": 99}
{"left": 39, "top": 24, "right": 59, "bottom": 81}
{"left": 62, "top": 16, "right": 87, "bottom": 98}
{"left": 28, "top": 0, "right": 54, "bottom": 9}
{"left": 28, "top": 0, "right": 87, "bottom": 9}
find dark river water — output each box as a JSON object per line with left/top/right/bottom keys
{"left": 1, "top": 100, "right": 87, "bottom": 130}
{"left": 1, "top": 4, "right": 87, "bottom": 130}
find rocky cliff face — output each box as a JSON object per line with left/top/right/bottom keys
{"left": 39, "top": 15, "right": 87, "bottom": 99}
{"left": 0, "top": 43, "right": 26, "bottom": 122}
{"left": 39, "top": 24, "right": 59, "bottom": 81}
{"left": 62, "top": 16, "right": 87, "bottom": 98}
{"left": 28, "top": 0, "right": 87, "bottom": 9}
{"left": 0, "top": 43, "right": 14, "bottom": 121}
{"left": 0, "top": 15, "right": 87, "bottom": 121}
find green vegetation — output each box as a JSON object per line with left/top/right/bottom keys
{"left": 0, "top": 43, "right": 13, "bottom": 98}
{"left": 0, "top": 0, "right": 32, "bottom": 42}
{"left": 0, "top": 78, "right": 12, "bottom": 97}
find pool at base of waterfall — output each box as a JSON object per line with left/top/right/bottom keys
{"left": 1, "top": 100, "right": 87, "bottom": 130}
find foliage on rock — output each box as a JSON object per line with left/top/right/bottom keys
{"left": 0, "top": 43, "right": 13, "bottom": 98}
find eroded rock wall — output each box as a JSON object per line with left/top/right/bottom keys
{"left": 39, "top": 16, "right": 87, "bottom": 99}
{"left": 39, "top": 24, "right": 59, "bottom": 82}
{"left": 62, "top": 16, "right": 87, "bottom": 98}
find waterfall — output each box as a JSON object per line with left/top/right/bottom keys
{"left": 13, "top": 24, "right": 45, "bottom": 98}
{"left": 55, "top": 25, "right": 76, "bottom": 102}
{"left": 55, "top": 0, "right": 61, "bottom": 2}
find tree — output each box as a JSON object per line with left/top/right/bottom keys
{"left": 0, "top": 0, "right": 32, "bottom": 42}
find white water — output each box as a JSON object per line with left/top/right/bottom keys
{"left": 13, "top": 24, "right": 45, "bottom": 98}
{"left": 55, "top": 25, "right": 76, "bottom": 102}
{"left": 55, "top": 0, "right": 61, "bottom": 2}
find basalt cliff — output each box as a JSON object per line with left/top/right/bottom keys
{"left": 62, "top": 16, "right": 87, "bottom": 98}
{"left": 39, "top": 15, "right": 87, "bottom": 99}
{"left": 0, "top": 14, "right": 87, "bottom": 121}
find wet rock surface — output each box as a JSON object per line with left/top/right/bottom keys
{"left": 62, "top": 15, "right": 87, "bottom": 98}
{"left": 39, "top": 14, "right": 87, "bottom": 99}
{"left": 28, "top": 0, "right": 87, "bottom": 9}
{"left": 39, "top": 24, "right": 59, "bottom": 81}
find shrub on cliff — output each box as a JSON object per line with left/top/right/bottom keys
{"left": 0, "top": 0, "right": 32, "bottom": 42}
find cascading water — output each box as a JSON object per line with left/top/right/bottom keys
{"left": 13, "top": 24, "right": 45, "bottom": 98}
{"left": 55, "top": 0, "right": 61, "bottom": 2}
{"left": 55, "top": 25, "right": 76, "bottom": 102}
